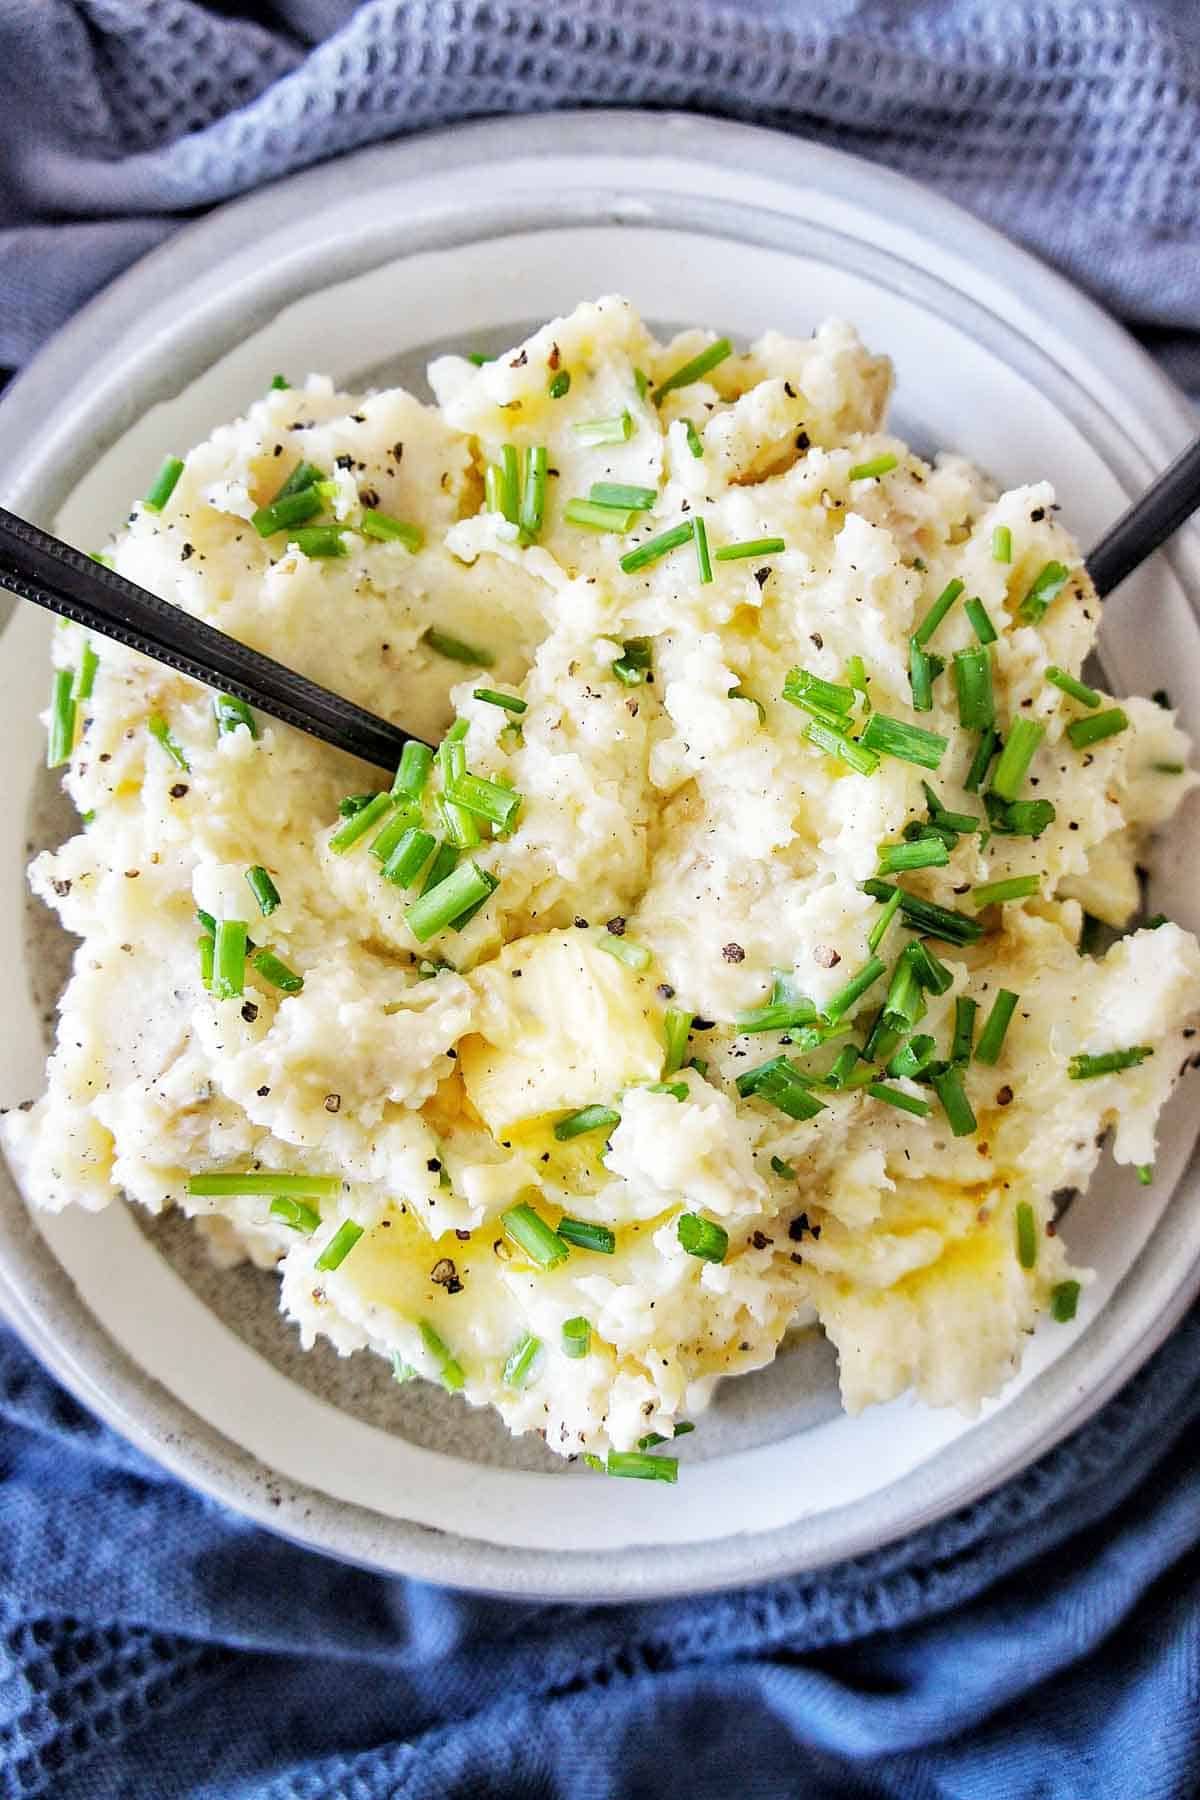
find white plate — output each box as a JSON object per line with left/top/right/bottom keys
{"left": 2, "top": 112, "right": 1199, "bottom": 1601}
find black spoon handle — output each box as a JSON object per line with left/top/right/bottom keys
{"left": 1086, "top": 435, "right": 1200, "bottom": 600}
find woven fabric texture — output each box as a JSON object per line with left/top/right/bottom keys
{"left": 1, "top": 3, "right": 1200, "bottom": 1797}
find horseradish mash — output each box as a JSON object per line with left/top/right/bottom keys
{"left": 9, "top": 298, "right": 1200, "bottom": 1478}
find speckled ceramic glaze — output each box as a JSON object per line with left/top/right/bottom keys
{"left": 1, "top": 113, "right": 1199, "bottom": 1600}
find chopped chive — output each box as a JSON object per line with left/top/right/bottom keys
{"left": 73, "top": 641, "right": 99, "bottom": 703}
{"left": 876, "top": 837, "right": 950, "bottom": 875}
{"left": 913, "top": 578, "right": 964, "bottom": 647}
{"left": 274, "top": 460, "right": 326, "bottom": 501}
{"left": 448, "top": 771, "right": 522, "bottom": 831}
{"left": 245, "top": 865, "right": 281, "bottom": 916}
{"left": 683, "top": 419, "right": 704, "bottom": 458}
{"left": 188, "top": 1171, "right": 339, "bottom": 1198}
{"left": 392, "top": 740, "right": 433, "bottom": 801}
{"left": 589, "top": 481, "right": 656, "bottom": 511}
{"left": 964, "top": 727, "right": 999, "bottom": 793}
{"left": 501, "top": 1201, "right": 568, "bottom": 1268}
{"left": 687, "top": 1056, "right": 709, "bottom": 1078}
{"left": 714, "top": 536, "right": 786, "bottom": 562}
{"left": 214, "top": 692, "right": 257, "bottom": 737}
{"left": 1050, "top": 1279, "right": 1080, "bottom": 1323}
{"left": 952, "top": 996, "right": 977, "bottom": 1063}
{"left": 519, "top": 445, "right": 548, "bottom": 536}
{"left": 270, "top": 374, "right": 290, "bottom": 390}
{"left": 770, "top": 1155, "right": 797, "bottom": 1178}
{"left": 360, "top": 511, "right": 423, "bottom": 550}
{"left": 252, "top": 487, "right": 323, "bottom": 537}
{"left": 824, "top": 1044, "right": 861, "bottom": 1089}
{"left": 860, "top": 713, "right": 948, "bottom": 771}
{"left": 595, "top": 933, "right": 652, "bottom": 971}
{"left": 1152, "top": 762, "right": 1185, "bottom": 775}
{"left": 604, "top": 1450, "right": 678, "bottom": 1482}
{"left": 677, "top": 1213, "right": 728, "bottom": 1262}
{"left": 866, "top": 1082, "right": 930, "bottom": 1117}
{"left": 1045, "top": 665, "right": 1100, "bottom": 708}
{"left": 823, "top": 956, "right": 886, "bottom": 1024}
{"left": 845, "top": 654, "right": 871, "bottom": 709}
{"left": 1066, "top": 707, "right": 1129, "bottom": 750}
{"left": 467, "top": 352, "right": 494, "bottom": 366}
{"left": 290, "top": 526, "right": 345, "bottom": 558}
{"left": 612, "top": 638, "right": 653, "bottom": 687}
{"left": 252, "top": 949, "right": 304, "bottom": 993}
{"left": 886, "top": 1033, "right": 936, "bottom": 1079}
{"left": 648, "top": 1080, "right": 689, "bottom": 1101}
{"left": 46, "top": 670, "right": 75, "bottom": 767}
{"left": 804, "top": 719, "right": 881, "bottom": 775}
{"left": 420, "top": 841, "right": 458, "bottom": 896}
{"left": 991, "top": 525, "right": 1013, "bottom": 563}
{"left": 990, "top": 719, "right": 1044, "bottom": 800}
{"left": 847, "top": 452, "right": 898, "bottom": 481}
{"left": 392, "top": 1354, "right": 416, "bottom": 1383}
{"left": 473, "top": 688, "right": 527, "bottom": 715}
{"left": 867, "top": 886, "right": 903, "bottom": 953}
{"left": 1018, "top": 561, "right": 1070, "bottom": 623}
{"left": 663, "top": 1007, "right": 694, "bottom": 1075}
{"left": 198, "top": 932, "right": 214, "bottom": 989}
{"left": 547, "top": 369, "right": 571, "bottom": 399}
{"left": 419, "top": 1320, "right": 465, "bottom": 1392}
{"left": 496, "top": 444, "right": 520, "bottom": 524}
{"left": 563, "top": 498, "right": 638, "bottom": 533}
{"left": 908, "top": 637, "right": 936, "bottom": 713}
{"left": 382, "top": 827, "right": 437, "bottom": 888}
{"left": 484, "top": 464, "right": 503, "bottom": 514}
{"left": 554, "top": 1104, "right": 621, "bottom": 1141}
{"left": 422, "top": 627, "right": 495, "bottom": 667}
{"left": 437, "top": 791, "right": 480, "bottom": 851}
{"left": 984, "top": 793, "right": 1056, "bottom": 838}
{"left": 1015, "top": 1201, "right": 1038, "bottom": 1270}
{"left": 147, "top": 713, "right": 188, "bottom": 770}
{"left": 212, "top": 920, "right": 247, "bottom": 1000}
{"left": 652, "top": 338, "right": 732, "bottom": 404}
{"left": 329, "top": 791, "right": 392, "bottom": 852}
{"left": 863, "top": 879, "right": 983, "bottom": 946}
{"left": 1143, "top": 914, "right": 1169, "bottom": 929}
{"left": 143, "top": 455, "right": 184, "bottom": 512}
{"left": 736, "top": 1055, "right": 825, "bottom": 1119}
{"left": 932, "top": 1065, "right": 977, "bottom": 1136}
{"left": 1068, "top": 1046, "right": 1152, "bottom": 1079}
{"left": 438, "top": 717, "right": 468, "bottom": 782}
{"left": 620, "top": 521, "right": 692, "bottom": 574}
{"left": 405, "top": 859, "right": 495, "bottom": 941}
{"left": 972, "top": 874, "right": 1040, "bottom": 908}
{"left": 882, "top": 945, "right": 925, "bottom": 1028}
{"left": 783, "top": 668, "right": 855, "bottom": 715}
{"left": 922, "top": 783, "right": 980, "bottom": 833}
{"left": 954, "top": 647, "right": 995, "bottom": 731}
{"left": 562, "top": 1316, "right": 591, "bottom": 1358}
{"left": 556, "top": 1218, "right": 616, "bottom": 1254}
{"left": 572, "top": 411, "right": 633, "bottom": 446}
{"left": 503, "top": 1333, "right": 542, "bottom": 1389}
{"left": 196, "top": 909, "right": 217, "bottom": 937}
{"left": 975, "top": 989, "right": 1018, "bottom": 1064}
{"left": 269, "top": 1196, "right": 320, "bottom": 1234}
{"left": 735, "top": 994, "right": 818, "bottom": 1035}
{"left": 692, "top": 516, "right": 713, "bottom": 584}
{"left": 314, "top": 1219, "right": 364, "bottom": 1271}
{"left": 964, "top": 596, "right": 998, "bottom": 644}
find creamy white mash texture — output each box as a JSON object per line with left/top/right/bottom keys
{"left": 8, "top": 297, "right": 1200, "bottom": 1461}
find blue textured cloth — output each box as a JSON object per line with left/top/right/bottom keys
{"left": 3, "top": 4, "right": 1200, "bottom": 1796}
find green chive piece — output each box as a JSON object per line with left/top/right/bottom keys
{"left": 562, "top": 1316, "right": 591, "bottom": 1358}
{"left": 290, "top": 526, "right": 345, "bottom": 558}
{"left": 770, "top": 1155, "right": 797, "bottom": 1178}
{"left": 914, "top": 578, "right": 964, "bottom": 647}
{"left": 683, "top": 419, "right": 704, "bottom": 458}
{"left": 360, "top": 511, "right": 423, "bottom": 550}
{"left": 419, "top": 1320, "right": 465, "bottom": 1392}
{"left": 882, "top": 945, "right": 926, "bottom": 1028}
{"left": 466, "top": 352, "right": 494, "bottom": 366}
{"left": 147, "top": 713, "right": 188, "bottom": 771}
{"left": 1015, "top": 1201, "right": 1038, "bottom": 1270}
{"left": 483, "top": 464, "right": 503, "bottom": 514}
{"left": 214, "top": 693, "right": 258, "bottom": 737}
{"left": 736, "top": 1055, "right": 825, "bottom": 1120}
{"left": 595, "top": 933, "right": 652, "bottom": 971}
{"left": 212, "top": 920, "right": 248, "bottom": 1000}
{"left": 503, "top": 1333, "right": 542, "bottom": 1389}
{"left": 245, "top": 865, "right": 281, "bottom": 916}
{"left": 270, "top": 374, "right": 290, "bottom": 391}
{"left": 932, "top": 1065, "right": 977, "bottom": 1136}
{"left": 863, "top": 879, "right": 983, "bottom": 946}
{"left": 876, "top": 837, "right": 950, "bottom": 875}
{"left": 1018, "top": 561, "right": 1070, "bottom": 623}
{"left": 975, "top": 989, "right": 1018, "bottom": 1064}
{"left": 714, "top": 536, "right": 786, "bottom": 562}
{"left": 548, "top": 369, "right": 571, "bottom": 399}
{"left": 1050, "top": 1279, "right": 1080, "bottom": 1323}
{"left": 692, "top": 516, "right": 713, "bottom": 584}
{"left": 648, "top": 1080, "right": 689, "bottom": 1101}
{"left": 866, "top": 1082, "right": 930, "bottom": 1117}
{"left": 572, "top": 412, "right": 634, "bottom": 446}
{"left": 420, "top": 841, "right": 458, "bottom": 897}
{"left": 197, "top": 932, "right": 214, "bottom": 990}
{"left": 604, "top": 1450, "right": 678, "bottom": 1482}
{"left": 519, "top": 445, "right": 548, "bottom": 537}
{"left": 805, "top": 720, "right": 881, "bottom": 775}
{"left": 563, "top": 498, "right": 638, "bottom": 533}
{"left": 972, "top": 874, "right": 1040, "bottom": 908}
{"left": 269, "top": 1196, "right": 320, "bottom": 1234}
{"left": 990, "top": 719, "right": 1045, "bottom": 800}
{"left": 954, "top": 646, "right": 995, "bottom": 731}
{"left": 1143, "top": 914, "right": 1169, "bottom": 930}
{"left": 908, "top": 637, "right": 937, "bottom": 713}
{"left": 847, "top": 452, "right": 898, "bottom": 482}
{"left": 448, "top": 771, "right": 522, "bottom": 832}
{"left": 964, "top": 728, "right": 999, "bottom": 793}
{"left": 964, "top": 597, "right": 998, "bottom": 644}
{"left": 329, "top": 791, "right": 392, "bottom": 852}
{"left": 188, "top": 1172, "right": 339, "bottom": 1198}
{"left": 196, "top": 908, "right": 216, "bottom": 938}
{"left": 391, "top": 741, "right": 434, "bottom": 802}
{"left": 252, "top": 487, "right": 323, "bottom": 537}
{"left": 860, "top": 713, "right": 948, "bottom": 771}
{"left": 554, "top": 1104, "right": 621, "bottom": 1142}
{"left": 1066, "top": 708, "right": 1129, "bottom": 750}
{"left": 823, "top": 956, "right": 887, "bottom": 1024}
{"left": 922, "top": 784, "right": 981, "bottom": 834}
{"left": 1136, "top": 1164, "right": 1154, "bottom": 1185}
{"left": 652, "top": 338, "right": 732, "bottom": 404}
{"left": 589, "top": 481, "right": 656, "bottom": 511}
{"left": 912, "top": 938, "right": 955, "bottom": 993}
{"left": 610, "top": 639, "right": 652, "bottom": 688}
{"left": 143, "top": 455, "right": 184, "bottom": 512}
{"left": 496, "top": 444, "right": 520, "bottom": 524}
{"left": 73, "top": 641, "right": 99, "bottom": 703}
{"left": 406, "top": 860, "right": 496, "bottom": 942}
{"left": 886, "top": 1033, "right": 937, "bottom": 1080}
{"left": 1045, "top": 665, "right": 1100, "bottom": 708}
{"left": 663, "top": 1008, "right": 694, "bottom": 1075}
{"left": 620, "top": 521, "right": 692, "bottom": 574}
{"left": 735, "top": 991, "right": 818, "bottom": 1035}
{"left": 556, "top": 1218, "right": 616, "bottom": 1254}
{"left": 952, "top": 996, "right": 978, "bottom": 1063}
{"left": 677, "top": 1213, "right": 728, "bottom": 1263}
{"left": 687, "top": 1056, "right": 708, "bottom": 1077}
{"left": 823, "top": 1044, "right": 861, "bottom": 1090}
{"left": 984, "top": 793, "right": 1056, "bottom": 838}
{"left": 422, "top": 628, "right": 495, "bottom": 667}
{"left": 846, "top": 654, "right": 871, "bottom": 710}
{"left": 866, "top": 886, "right": 904, "bottom": 954}
{"left": 783, "top": 668, "right": 856, "bottom": 716}
{"left": 501, "top": 1201, "right": 568, "bottom": 1268}
{"left": 252, "top": 949, "right": 303, "bottom": 993}
{"left": 274, "top": 461, "right": 326, "bottom": 501}
{"left": 1068, "top": 1046, "right": 1152, "bottom": 1080}
{"left": 381, "top": 827, "right": 436, "bottom": 888}
{"left": 991, "top": 525, "right": 1013, "bottom": 563}
{"left": 1152, "top": 763, "right": 1185, "bottom": 775}
{"left": 391, "top": 1354, "right": 417, "bottom": 1384}
{"left": 472, "top": 688, "right": 527, "bottom": 715}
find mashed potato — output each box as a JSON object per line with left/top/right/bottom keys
{"left": 8, "top": 297, "right": 1200, "bottom": 1469}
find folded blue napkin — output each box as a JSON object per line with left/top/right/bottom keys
{"left": 2, "top": 5, "right": 1199, "bottom": 1795}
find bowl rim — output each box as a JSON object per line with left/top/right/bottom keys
{"left": 2, "top": 107, "right": 1199, "bottom": 1602}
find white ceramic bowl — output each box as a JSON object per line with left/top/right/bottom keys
{"left": 2, "top": 112, "right": 1199, "bottom": 1601}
